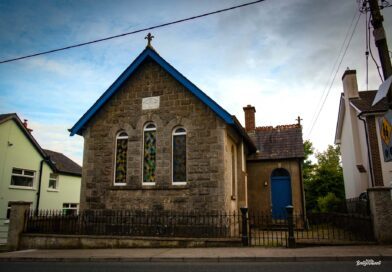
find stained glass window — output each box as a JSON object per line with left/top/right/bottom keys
{"left": 173, "top": 127, "right": 186, "bottom": 183}
{"left": 114, "top": 131, "right": 128, "bottom": 185}
{"left": 143, "top": 123, "right": 156, "bottom": 183}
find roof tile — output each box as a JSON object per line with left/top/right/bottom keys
{"left": 247, "top": 124, "right": 304, "bottom": 160}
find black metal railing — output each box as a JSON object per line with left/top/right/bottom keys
{"left": 248, "top": 210, "right": 374, "bottom": 246}
{"left": 25, "top": 210, "right": 241, "bottom": 238}
{"left": 342, "top": 197, "right": 370, "bottom": 216}
{"left": 248, "top": 211, "right": 290, "bottom": 247}
{"left": 294, "top": 212, "right": 374, "bottom": 243}
{"left": 24, "top": 209, "right": 375, "bottom": 247}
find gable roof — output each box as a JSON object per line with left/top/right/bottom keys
{"left": 0, "top": 113, "right": 15, "bottom": 123}
{"left": 69, "top": 47, "right": 256, "bottom": 152}
{"left": 0, "top": 113, "right": 52, "bottom": 167}
{"left": 350, "top": 90, "right": 389, "bottom": 113}
{"left": 335, "top": 90, "right": 389, "bottom": 144}
{"left": 247, "top": 124, "right": 304, "bottom": 160}
{"left": 44, "top": 149, "right": 82, "bottom": 177}
{"left": 1, "top": 113, "right": 81, "bottom": 176}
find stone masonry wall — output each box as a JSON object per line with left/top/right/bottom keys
{"left": 368, "top": 187, "right": 392, "bottom": 243}
{"left": 80, "top": 58, "right": 232, "bottom": 213}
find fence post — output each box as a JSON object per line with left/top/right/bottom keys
{"left": 7, "top": 201, "right": 31, "bottom": 250}
{"left": 240, "top": 207, "right": 249, "bottom": 246}
{"left": 286, "top": 205, "right": 296, "bottom": 248}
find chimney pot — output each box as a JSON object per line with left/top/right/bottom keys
{"left": 22, "top": 119, "right": 33, "bottom": 133}
{"left": 243, "top": 105, "right": 256, "bottom": 131}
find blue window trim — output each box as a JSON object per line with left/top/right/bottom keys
{"left": 69, "top": 47, "right": 234, "bottom": 136}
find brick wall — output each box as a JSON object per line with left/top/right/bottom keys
{"left": 366, "top": 116, "right": 384, "bottom": 186}
{"left": 80, "top": 59, "right": 236, "bottom": 213}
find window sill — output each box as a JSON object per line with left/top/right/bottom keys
{"left": 172, "top": 182, "right": 187, "bottom": 186}
{"left": 47, "top": 189, "right": 59, "bottom": 192}
{"left": 113, "top": 183, "right": 127, "bottom": 186}
{"left": 142, "top": 182, "right": 156, "bottom": 186}
{"left": 9, "top": 185, "right": 35, "bottom": 191}
{"left": 3, "top": 220, "right": 9, "bottom": 224}
{"left": 109, "top": 185, "right": 189, "bottom": 190}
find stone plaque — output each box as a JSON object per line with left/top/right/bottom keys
{"left": 142, "top": 96, "right": 160, "bottom": 110}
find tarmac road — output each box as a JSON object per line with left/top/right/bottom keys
{"left": 0, "top": 261, "right": 392, "bottom": 272}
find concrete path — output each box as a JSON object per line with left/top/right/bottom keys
{"left": 0, "top": 246, "right": 391, "bottom": 262}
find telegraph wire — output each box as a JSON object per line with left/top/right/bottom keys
{"left": 306, "top": 12, "right": 362, "bottom": 138}
{"left": 0, "top": 0, "right": 265, "bottom": 64}
{"left": 306, "top": 10, "right": 358, "bottom": 137}
{"left": 306, "top": 11, "right": 361, "bottom": 138}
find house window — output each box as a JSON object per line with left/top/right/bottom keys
{"left": 231, "top": 145, "right": 236, "bottom": 199}
{"left": 10, "top": 168, "right": 35, "bottom": 188}
{"left": 114, "top": 131, "right": 128, "bottom": 185}
{"left": 48, "top": 173, "right": 58, "bottom": 190}
{"left": 62, "top": 203, "right": 79, "bottom": 216}
{"left": 143, "top": 123, "right": 156, "bottom": 184}
{"left": 172, "top": 127, "right": 187, "bottom": 183}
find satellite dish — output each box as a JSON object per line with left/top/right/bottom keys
{"left": 372, "top": 75, "right": 392, "bottom": 106}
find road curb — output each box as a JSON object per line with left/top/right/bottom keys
{"left": 0, "top": 255, "right": 391, "bottom": 262}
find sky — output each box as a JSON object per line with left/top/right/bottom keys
{"left": 1, "top": 0, "right": 392, "bottom": 165}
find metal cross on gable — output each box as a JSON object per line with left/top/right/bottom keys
{"left": 296, "top": 116, "right": 303, "bottom": 126}
{"left": 145, "top": 33, "right": 154, "bottom": 47}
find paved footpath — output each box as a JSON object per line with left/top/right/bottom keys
{"left": 0, "top": 246, "right": 392, "bottom": 262}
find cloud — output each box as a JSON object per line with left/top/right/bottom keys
{"left": 29, "top": 121, "right": 84, "bottom": 166}
{"left": 1, "top": 0, "right": 392, "bottom": 162}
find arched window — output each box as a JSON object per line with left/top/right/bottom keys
{"left": 172, "top": 127, "right": 187, "bottom": 183}
{"left": 114, "top": 131, "right": 128, "bottom": 185}
{"left": 271, "top": 168, "right": 290, "bottom": 177}
{"left": 143, "top": 123, "right": 156, "bottom": 184}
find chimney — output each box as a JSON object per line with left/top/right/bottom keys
{"left": 243, "top": 105, "right": 256, "bottom": 131}
{"left": 342, "top": 69, "right": 359, "bottom": 99}
{"left": 23, "top": 119, "right": 33, "bottom": 133}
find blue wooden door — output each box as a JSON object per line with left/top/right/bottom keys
{"left": 271, "top": 176, "right": 292, "bottom": 219}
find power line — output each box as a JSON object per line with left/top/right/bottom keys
{"left": 0, "top": 0, "right": 265, "bottom": 64}
{"left": 306, "top": 12, "right": 362, "bottom": 138}
{"left": 306, "top": 10, "right": 358, "bottom": 138}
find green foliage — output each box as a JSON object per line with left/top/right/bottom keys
{"left": 317, "top": 192, "right": 343, "bottom": 212}
{"left": 303, "top": 142, "right": 345, "bottom": 212}
{"left": 303, "top": 140, "right": 315, "bottom": 183}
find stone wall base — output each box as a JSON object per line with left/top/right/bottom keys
{"left": 368, "top": 187, "right": 392, "bottom": 244}
{"left": 19, "top": 234, "right": 242, "bottom": 249}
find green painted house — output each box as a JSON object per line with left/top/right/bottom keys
{"left": 0, "top": 113, "right": 81, "bottom": 243}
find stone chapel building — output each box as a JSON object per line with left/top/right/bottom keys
{"left": 70, "top": 40, "right": 305, "bottom": 217}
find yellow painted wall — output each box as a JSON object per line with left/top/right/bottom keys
{"left": 0, "top": 119, "right": 81, "bottom": 220}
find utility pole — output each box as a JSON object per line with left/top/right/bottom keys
{"left": 368, "top": 0, "right": 392, "bottom": 105}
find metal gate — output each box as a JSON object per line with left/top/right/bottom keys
{"left": 248, "top": 211, "right": 374, "bottom": 247}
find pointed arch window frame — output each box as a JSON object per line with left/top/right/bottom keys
{"left": 142, "top": 122, "right": 157, "bottom": 185}
{"left": 172, "top": 127, "right": 187, "bottom": 185}
{"left": 114, "top": 131, "right": 128, "bottom": 186}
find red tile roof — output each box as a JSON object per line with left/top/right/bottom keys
{"left": 247, "top": 124, "right": 304, "bottom": 160}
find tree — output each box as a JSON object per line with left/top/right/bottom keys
{"left": 303, "top": 143, "right": 345, "bottom": 212}
{"left": 302, "top": 140, "right": 315, "bottom": 183}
